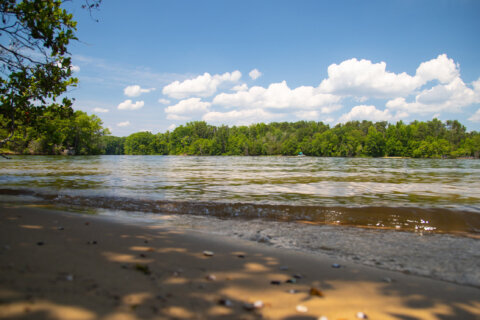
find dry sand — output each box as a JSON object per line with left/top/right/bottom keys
{"left": 0, "top": 203, "right": 479, "bottom": 320}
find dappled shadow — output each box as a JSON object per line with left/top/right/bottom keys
{"left": 0, "top": 204, "right": 479, "bottom": 319}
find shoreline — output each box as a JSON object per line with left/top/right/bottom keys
{"left": 1, "top": 204, "right": 479, "bottom": 319}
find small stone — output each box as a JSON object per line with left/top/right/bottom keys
{"left": 286, "top": 278, "right": 297, "bottom": 284}
{"left": 279, "top": 266, "right": 289, "bottom": 271}
{"left": 85, "top": 222, "right": 90, "bottom": 226}
{"left": 65, "top": 274, "right": 74, "bottom": 281}
{"left": 356, "top": 311, "right": 368, "bottom": 319}
{"left": 383, "top": 277, "right": 393, "bottom": 283}
{"left": 237, "top": 254, "right": 245, "bottom": 258}
{"left": 203, "top": 250, "right": 214, "bottom": 257}
{"left": 287, "top": 289, "right": 298, "bottom": 294}
{"left": 331, "top": 263, "right": 341, "bottom": 268}
{"left": 144, "top": 240, "right": 149, "bottom": 244}
{"left": 293, "top": 273, "right": 303, "bottom": 279}
{"left": 87, "top": 241, "right": 97, "bottom": 245}
{"left": 309, "top": 287, "right": 323, "bottom": 297}
{"left": 139, "top": 253, "right": 146, "bottom": 258}
{"left": 318, "top": 316, "right": 328, "bottom": 320}
{"left": 270, "top": 280, "right": 281, "bottom": 285}
{"left": 296, "top": 305, "right": 308, "bottom": 313}
{"left": 218, "top": 299, "right": 233, "bottom": 307}
{"left": 36, "top": 241, "right": 44, "bottom": 246}
{"left": 57, "top": 226, "right": 64, "bottom": 230}
{"left": 253, "top": 301, "right": 264, "bottom": 308}
{"left": 206, "top": 274, "right": 217, "bottom": 281}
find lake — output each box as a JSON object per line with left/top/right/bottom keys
{"left": 1, "top": 155, "right": 479, "bottom": 235}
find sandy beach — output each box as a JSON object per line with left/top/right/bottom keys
{"left": 0, "top": 203, "right": 479, "bottom": 320}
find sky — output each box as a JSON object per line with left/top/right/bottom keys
{"left": 65, "top": 0, "right": 480, "bottom": 136}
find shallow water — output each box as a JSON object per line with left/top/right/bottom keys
{"left": 1, "top": 155, "right": 480, "bottom": 235}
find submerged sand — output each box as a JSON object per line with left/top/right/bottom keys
{"left": 0, "top": 204, "right": 479, "bottom": 319}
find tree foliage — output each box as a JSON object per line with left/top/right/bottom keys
{"left": 117, "top": 119, "right": 480, "bottom": 159}
{"left": 0, "top": 0, "right": 101, "bottom": 151}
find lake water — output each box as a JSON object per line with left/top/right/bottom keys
{"left": 1, "top": 155, "right": 479, "bottom": 235}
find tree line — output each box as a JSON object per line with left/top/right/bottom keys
{"left": 2, "top": 116, "right": 480, "bottom": 158}
{"left": 0, "top": 110, "right": 108, "bottom": 155}
{"left": 106, "top": 119, "right": 480, "bottom": 158}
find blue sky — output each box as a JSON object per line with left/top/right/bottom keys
{"left": 66, "top": 0, "right": 480, "bottom": 136}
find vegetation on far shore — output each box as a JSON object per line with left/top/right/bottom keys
{"left": 2, "top": 114, "right": 480, "bottom": 159}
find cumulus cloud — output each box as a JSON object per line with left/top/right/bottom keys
{"left": 338, "top": 105, "right": 407, "bottom": 123}
{"left": 165, "top": 98, "right": 211, "bottom": 120}
{"left": 117, "top": 121, "right": 130, "bottom": 127}
{"left": 213, "top": 80, "right": 341, "bottom": 111}
{"left": 249, "top": 69, "right": 262, "bottom": 80}
{"left": 232, "top": 83, "right": 248, "bottom": 92}
{"left": 468, "top": 109, "right": 480, "bottom": 123}
{"left": 124, "top": 85, "right": 155, "bottom": 97}
{"left": 158, "top": 98, "right": 171, "bottom": 104}
{"left": 167, "top": 124, "right": 177, "bottom": 131}
{"left": 318, "top": 54, "right": 462, "bottom": 99}
{"left": 386, "top": 77, "right": 480, "bottom": 114}
{"left": 93, "top": 107, "right": 109, "bottom": 113}
{"left": 163, "top": 71, "right": 242, "bottom": 99}
{"left": 117, "top": 99, "right": 145, "bottom": 110}
{"left": 319, "top": 58, "right": 420, "bottom": 98}
{"left": 202, "top": 108, "right": 281, "bottom": 125}
{"left": 71, "top": 65, "right": 80, "bottom": 73}
{"left": 415, "top": 54, "right": 459, "bottom": 84}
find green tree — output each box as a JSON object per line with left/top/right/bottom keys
{"left": 0, "top": 0, "right": 101, "bottom": 155}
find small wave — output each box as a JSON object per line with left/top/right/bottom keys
{"left": 0, "top": 188, "right": 478, "bottom": 235}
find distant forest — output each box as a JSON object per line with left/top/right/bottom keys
{"left": 2, "top": 114, "right": 480, "bottom": 158}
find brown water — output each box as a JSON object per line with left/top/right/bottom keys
{"left": 1, "top": 155, "right": 479, "bottom": 235}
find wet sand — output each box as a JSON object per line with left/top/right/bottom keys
{"left": 0, "top": 204, "right": 479, "bottom": 319}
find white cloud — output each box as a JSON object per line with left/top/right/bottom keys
{"left": 249, "top": 68, "right": 262, "bottom": 80}
{"left": 213, "top": 80, "right": 341, "bottom": 111}
{"left": 338, "top": 105, "right": 407, "bottom": 123}
{"left": 124, "top": 85, "right": 155, "bottom": 97}
{"left": 319, "top": 58, "right": 420, "bottom": 98}
{"left": 158, "top": 98, "right": 171, "bottom": 104}
{"left": 117, "top": 99, "right": 145, "bottom": 110}
{"left": 93, "top": 107, "right": 109, "bottom": 113}
{"left": 232, "top": 83, "right": 248, "bottom": 92}
{"left": 165, "top": 98, "right": 211, "bottom": 120}
{"left": 318, "top": 54, "right": 462, "bottom": 99}
{"left": 167, "top": 124, "right": 177, "bottom": 131}
{"left": 117, "top": 121, "right": 130, "bottom": 127}
{"left": 468, "top": 109, "right": 480, "bottom": 123}
{"left": 202, "top": 108, "right": 281, "bottom": 125}
{"left": 71, "top": 65, "right": 80, "bottom": 73}
{"left": 386, "top": 77, "right": 480, "bottom": 114}
{"left": 162, "top": 71, "right": 242, "bottom": 99}
{"left": 415, "top": 54, "right": 459, "bottom": 84}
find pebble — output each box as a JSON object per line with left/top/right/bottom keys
{"left": 206, "top": 274, "right": 217, "bottom": 281}
{"left": 296, "top": 305, "right": 308, "bottom": 313}
{"left": 270, "top": 280, "right": 281, "bottom": 285}
{"left": 318, "top": 316, "right": 328, "bottom": 320}
{"left": 65, "top": 274, "right": 74, "bottom": 281}
{"left": 57, "top": 226, "right": 64, "bottom": 230}
{"left": 331, "top": 263, "right": 341, "bottom": 268}
{"left": 237, "top": 254, "right": 246, "bottom": 258}
{"left": 309, "top": 287, "right": 324, "bottom": 297}
{"left": 87, "top": 241, "right": 97, "bottom": 245}
{"left": 286, "top": 278, "right": 297, "bottom": 284}
{"left": 279, "top": 266, "right": 289, "bottom": 271}
{"left": 36, "top": 241, "right": 44, "bottom": 246}
{"left": 287, "top": 289, "right": 298, "bottom": 294}
{"left": 203, "top": 250, "right": 214, "bottom": 257}
{"left": 218, "top": 299, "right": 233, "bottom": 307}
{"left": 383, "top": 277, "right": 393, "bottom": 283}
{"left": 293, "top": 273, "right": 303, "bottom": 279}
{"left": 356, "top": 311, "right": 368, "bottom": 319}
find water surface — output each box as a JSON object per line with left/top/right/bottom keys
{"left": 1, "top": 155, "right": 479, "bottom": 235}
